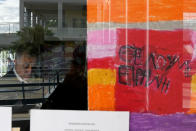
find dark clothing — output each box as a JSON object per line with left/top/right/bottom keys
{"left": 42, "top": 73, "right": 87, "bottom": 110}
{"left": 3, "top": 70, "right": 16, "bottom": 78}
{"left": 13, "top": 120, "right": 29, "bottom": 131}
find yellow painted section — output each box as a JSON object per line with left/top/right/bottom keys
{"left": 189, "top": 74, "right": 196, "bottom": 113}
{"left": 88, "top": 69, "right": 116, "bottom": 86}
{"left": 191, "top": 74, "right": 196, "bottom": 93}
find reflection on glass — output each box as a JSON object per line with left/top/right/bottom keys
{"left": 0, "top": 0, "right": 87, "bottom": 130}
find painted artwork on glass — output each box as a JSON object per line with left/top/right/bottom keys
{"left": 87, "top": 0, "right": 196, "bottom": 130}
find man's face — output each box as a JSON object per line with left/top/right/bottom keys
{"left": 15, "top": 53, "right": 36, "bottom": 79}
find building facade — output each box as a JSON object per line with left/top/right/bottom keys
{"left": 20, "top": 0, "right": 86, "bottom": 41}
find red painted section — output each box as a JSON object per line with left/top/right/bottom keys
{"left": 148, "top": 30, "right": 185, "bottom": 114}
{"left": 115, "top": 29, "right": 148, "bottom": 112}
{"left": 115, "top": 29, "right": 192, "bottom": 114}
{"left": 88, "top": 29, "right": 196, "bottom": 114}
{"left": 88, "top": 57, "right": 116, "bottom": 69}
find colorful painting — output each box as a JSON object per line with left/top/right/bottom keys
{"left": 87, "top": 0, "right": 196, "bottom": 130}
{"left": 88, "top": 29, "right": 196, "bottom": 113}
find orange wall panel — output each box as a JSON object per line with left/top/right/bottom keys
{"left": 88, "top": 0, "right": 196, "bottom": 23}
{"left": 88, "top": 85, "right": 115, "bottom": 111}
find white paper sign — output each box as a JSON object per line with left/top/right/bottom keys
{"left": 30, "top": 110, "right": 129, "bottom": 131}
{"left": 0, "top": 107, "right": 12, "bottom": 131}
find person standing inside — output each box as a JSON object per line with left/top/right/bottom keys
{"left": 7, "top": 57, "right": 15, "bottom": 72}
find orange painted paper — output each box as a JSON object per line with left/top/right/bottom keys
{"left": 88, "top": 69, "right": 116, "bottom": 110}
{"left": 88, "top": 0, "right": 196, "bottom": 23}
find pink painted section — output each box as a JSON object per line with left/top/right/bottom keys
{"left": 87, "top": 30, "right": 117, "bottom": 59}
{"left": 191, "top": 31, "right": 196, "bottom": 61}
{"left": 88, "top": 30, "right": 117, "bottom": 45}
{"left": 183, "top": 30, "right": 196, "bottom": 62}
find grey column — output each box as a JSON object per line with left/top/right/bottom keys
{"left": 20, "top": 0, "right": 24, "bottom": 29}
{"left": 58, "top": 0, "right": 63, "bottom": 31}
{"left": 37, "top": 14, "right": 40, "bottom": 25}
